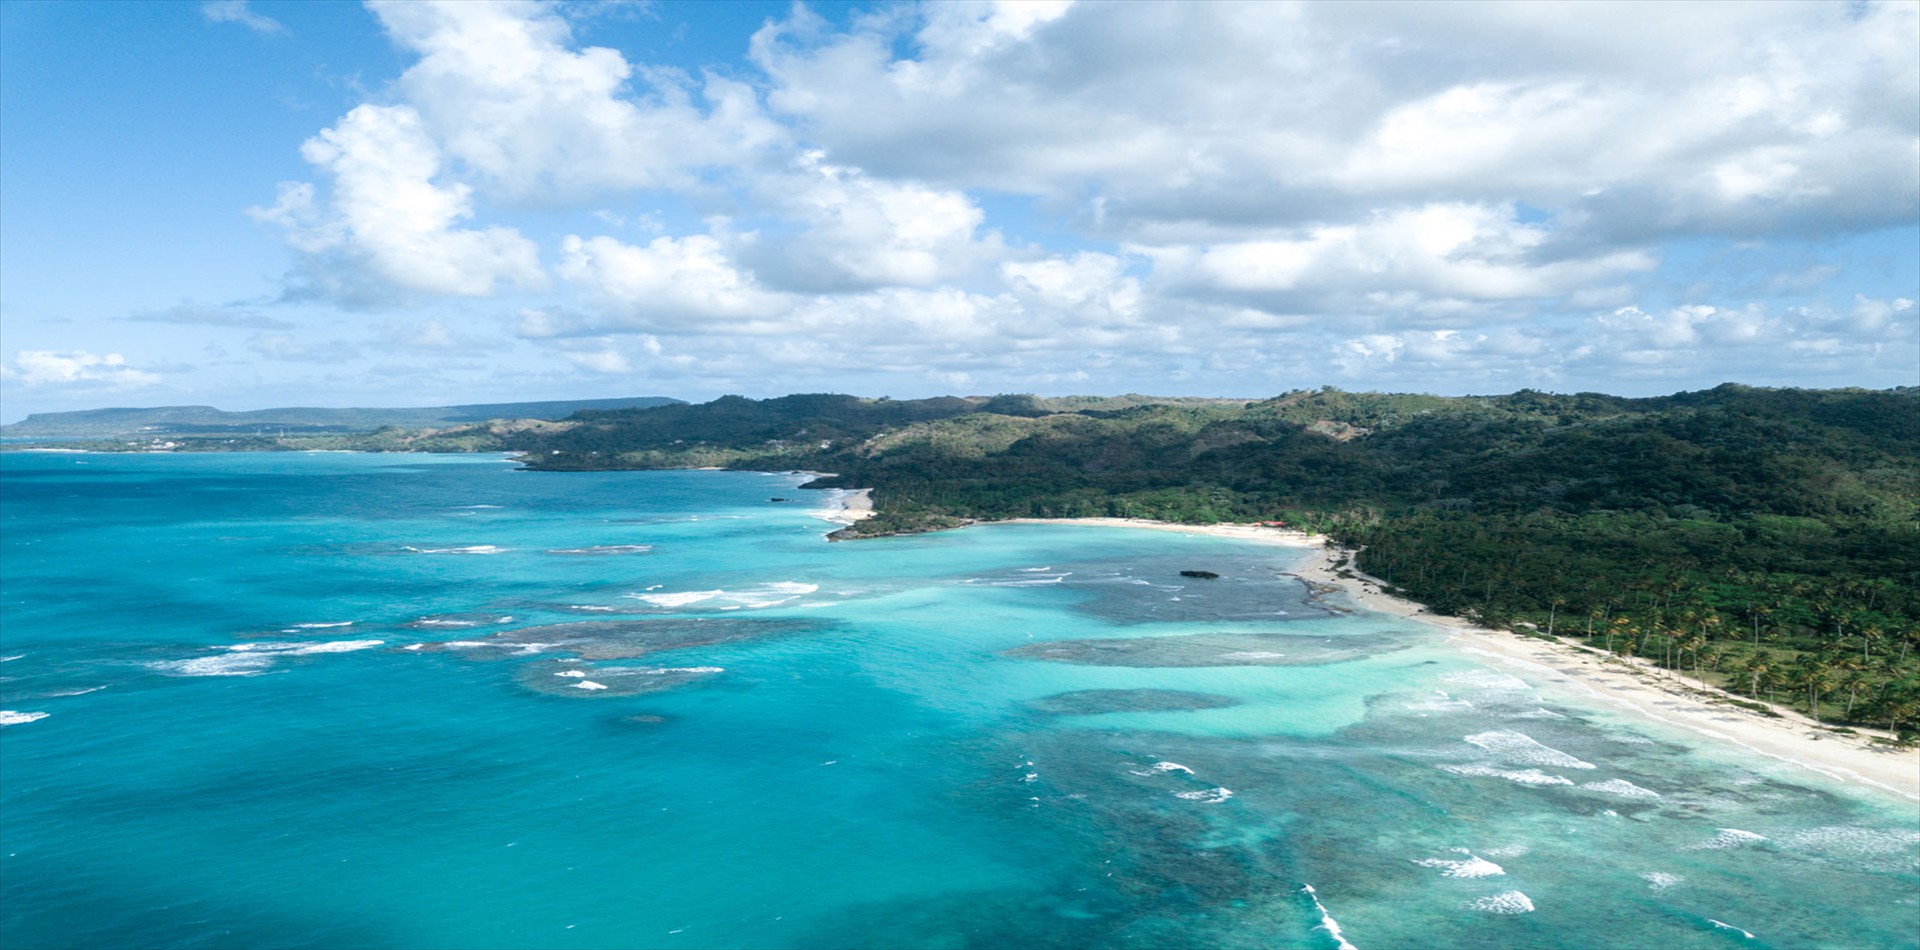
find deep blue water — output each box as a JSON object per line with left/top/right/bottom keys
{"left": 2, "top": 452, "right": 1914, "bottom": 949}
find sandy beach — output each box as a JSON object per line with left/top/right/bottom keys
{"left": 994, "top": 517, "right": 1920, "bottom": 802}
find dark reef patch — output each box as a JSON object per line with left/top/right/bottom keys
{"left": 1029, "top": 689, "right": 1243, "bottom": 716}
{"left": 1007, "top": 630, "right": 1407, "bottom": 668}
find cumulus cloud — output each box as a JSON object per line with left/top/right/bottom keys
{"left": 5, "top": 351, "right": 162, "bottom": 388}
{"left": 226, "top": 0, "right": 1914, "bottom": 400}
{"left": 753, "top": 0, "right": 1918, "bottom": 243}
{"left": 738, "top": 153, "right": 1004, "bottom": 292}
{"left": 556, "top": 232, "right": 790, "bottom": 330}
{"left": 369, "top": 0, "right": 781, "bottom": 201}
{"left": 252, "top": 104, "right": 546, "bottom": 303}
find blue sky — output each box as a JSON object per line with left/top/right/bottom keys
{"left": 2, "top": 0, "right": 1915, "bottom": 420}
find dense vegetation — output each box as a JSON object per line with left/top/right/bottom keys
{"left": 13, "top": 385, "right": 1917, "bottom": 736}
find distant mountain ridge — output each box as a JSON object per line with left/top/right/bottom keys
{"left": 1, "top": 396, "right": 684, "bottom": 437}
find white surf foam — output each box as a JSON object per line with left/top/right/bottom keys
{"left": 1297, "top": 884, "right": 1359, "bottom": 950}
{"left": 1464, "top": 730, "right": 1595, "bottom": 769}
{"left": 572, "top": 681, "right": 609, "bottom": 691}
{"left": 0, "top": 655, "right": 24, "bottom": 662}
{"left": 634, "top": 590, "right": 724, "bottom": 607}
{"left": 1581, "top": 779, "right": 1661, "bottom": 799}
{"left": 1174, "top": 787, "right": 1234, "bottom": 803}
{"left": 1414, "top": 853, "right": 1505, "bottom": 878}
{"left": 289, "top": 621, "right": 354, "bottom": 629}
{"left": 1437, "top": 764, "right": 1574, "bottom": 787}
{"left": 1779, "top": 826, "right": 1920, "bottom": 860}
{"left": 1687, "top": 828, "right": 1767, "bottom": 851}
{"left": 1406, "top": 691, "right": 1475, "bottom": 713}
{"left": 546, "top": 544, "right": 653, "bottom": 555}
{"left": 1641, "top": 871, "right": 1683, "bottom": 891}
{"left": 1467, "top": 891, "right": 1534, "bottom": 914}
{"left": 1017, "top": 566, "right": 1054, "bottom": 572}
{"left": 1221, "top": 651, "right": 1286, "bottom": 660}
{"left": 152, "top": 653, "right": 277, "bottom": 677}
{"left": 0, "top": 710, "right": 50, "bottom": 725}
{"left": 403, "top": 545, "right": 505, "bottom": 554}
{"left": 1708, "top": 919, "right": 1757, "bottom": 939}
{"left": 555, "top": 670, "right": 588, "bottom": 678}
{"left": 1481, "top": 844, "right": 1530, "bottom": 859}
{"left": 1130, "top": 761, "right": 1196, "bottom": 776}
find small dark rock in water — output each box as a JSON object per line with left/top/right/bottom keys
{"left": 1029, "top": 689, "right": 1242, "bottom": 716}
{"left": 770, "top": 497, "right": 790, "bottom": 502}
{"left": 1180, "top": 570, "right": 1221, "bottom": 579}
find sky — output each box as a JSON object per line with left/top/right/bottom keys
{"left": 1, "top": 0, "right": 1915, "bottom": 420}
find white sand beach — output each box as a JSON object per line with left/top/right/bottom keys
{"left": 994, "top": 517, "right": 1920, "bottom": 801}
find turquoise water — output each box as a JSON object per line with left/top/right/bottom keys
{"left": 2, "top": 452, "right": 1914, "bottom": 949}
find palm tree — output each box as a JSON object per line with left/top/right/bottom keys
{"left": 1742, "top": 653, "right": 1771, "bottom": 699}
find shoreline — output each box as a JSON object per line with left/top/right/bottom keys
{"left": 984, "top": 517, "right": 1920, "bottom": 802}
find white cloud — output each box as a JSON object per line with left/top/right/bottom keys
{"left": 252, "top": 104, "right": 544, "bottom": 302}
{"left": 5, "top": 351, "right": 161, "bottom": 388}
{"left": 752, "top": 1, "right": 1918, "bottom": 244}
{"left": 557, "top": 232, "right": 790, "bottom": 330}
{"left": 740, "top": 153, "right": 1002, "bottom": 292}
{"left": 201, "top": 0, "right": 285, "bottom": 34}
{"left": 369, "top": 0, "right": 781, "bottom": 201}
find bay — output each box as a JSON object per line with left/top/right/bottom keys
{"left": 2, "top": 452, "right": 1913, "bottom": 949}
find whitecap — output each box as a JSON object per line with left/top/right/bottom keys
{"left": 572, "top": 681, "right": 609, "bottom": 691}
{"left": 1129, "top": 761, "right": 1196, "bottom": 776}
{"left": 546, "top": 544, "right": 653, "bottom": 555}
{"left": 1581, "top": 779, "right": 1661, "bottom": 799}
{"left": 46, "top": 686, "right": 105, "bottom": 697}
{"left": 0, "top": 655, "right": 24, "bottom": 662}
{"left": 1779, "top": 826, "right": 1920, "bottom": 860}
{"left": 1017, "top": 566, "right": 1054, "bottom": 572}
{"left": 1708, "top": 919, "right": 1757, "bottom": 939}
{"left": 1437, "top": 764, "right": 1574, "bottom": 787}
{"left": 1406, "top": 690, "right": 1475, "bottom": 713}
{"left": 1687, "top": 828, "right": 1767, "bottom": 851}
{"left": 1464, "top": 730, "right": 1595, "bottom": 769}
{"left": 151, "top": 653, "right": 277, "bottom": 677}
{"left": 1441, "top": 670, "right": 1532, "bottom": 692}
{"left": 1414, "top": 853, "right": 1505, "bottom": 878}
{"left": 403, "top": 545, "right": 505, "bottom": 555}
{"left": 1481, "top": 844, "right": 1530, "bottom": 859}
{"left": 555, "top": 670, "right": 588, "bottom": 678}
{"left": 1467, "top": 891, "right": 1534, "bottom": 914}
{"left": 0, "top": 710, "right": 50, "bottom": 725}
{"left": 1641, "top": 871, "right": 1683, "bottom": 891}
{"left": 1297, "top": 885, "right": 1358, "bottom": 950}
{"left": 1174, "top": 787, "right": 1234, "bottom": 803}
{"left": 634, "top": 590, "right": 724, "bottom": 608}
{"left": 287, "top": 639, "right": 384, "bottom": 655}
{"left": 288, "top": 621, "right": 354, "bottom": 629}
{"left": 1220, "top": 651, "right": 1286, "bottom": 660}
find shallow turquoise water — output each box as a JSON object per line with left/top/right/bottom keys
{"left": 2, "top": 453, "right": 1914, "bottom": 949}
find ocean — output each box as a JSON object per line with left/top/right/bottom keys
{"left": 1, "top": 452, "right": 1914, "bottom": 949}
